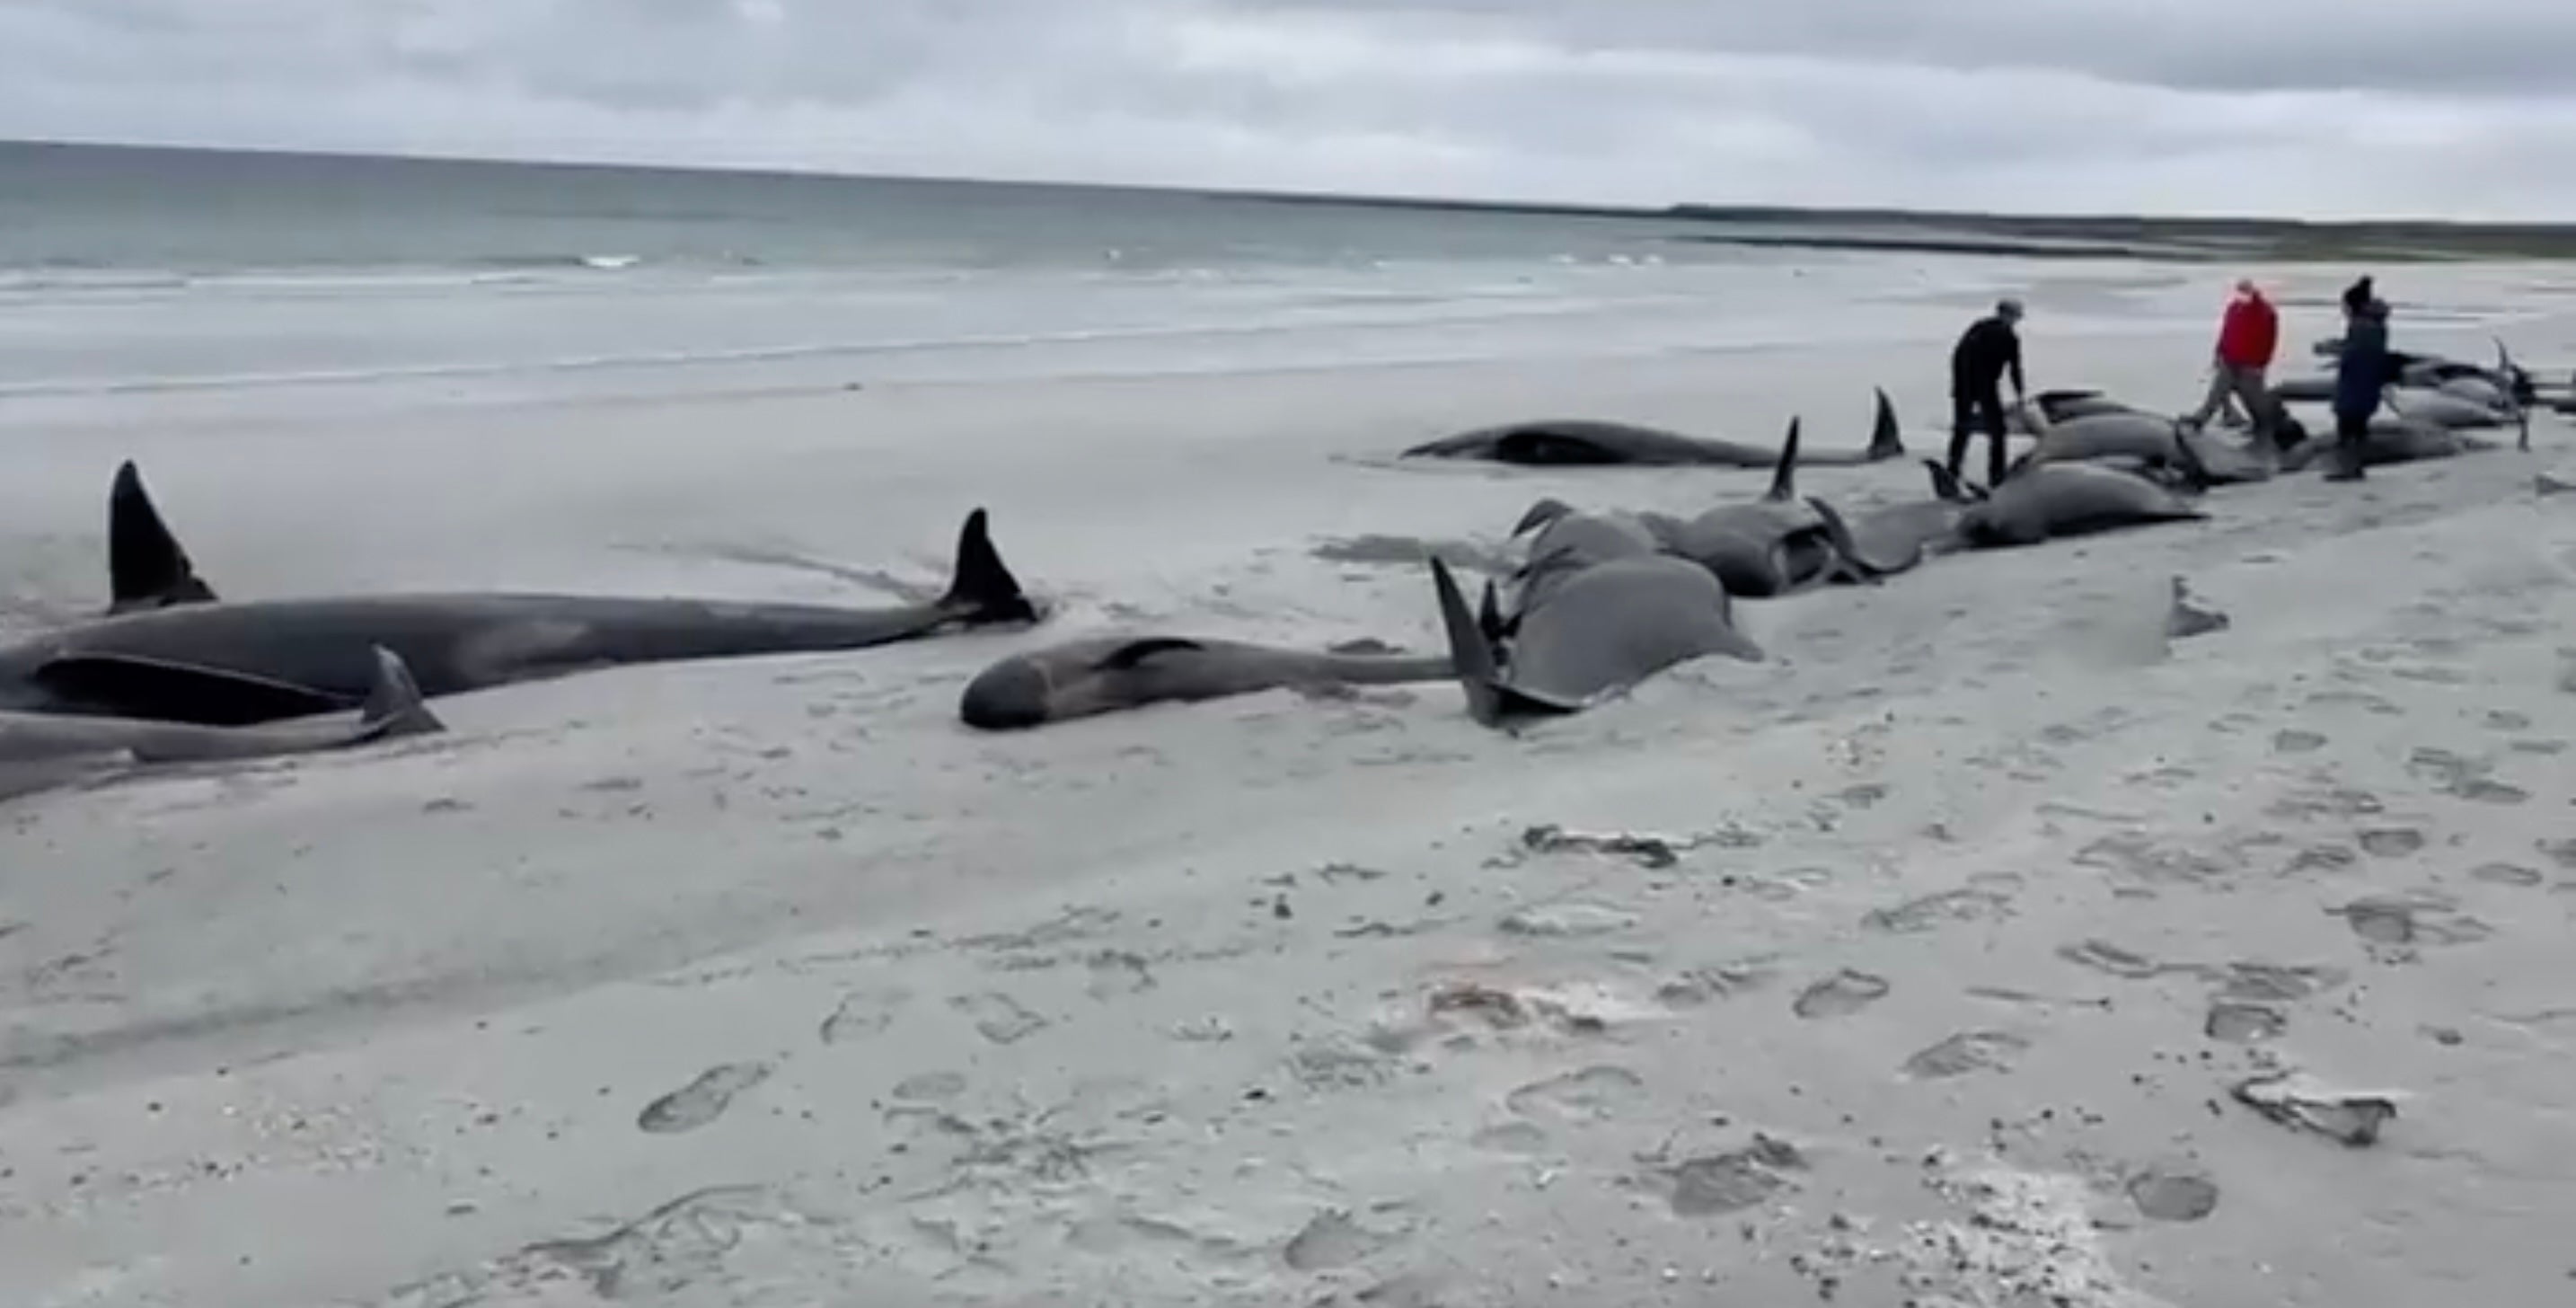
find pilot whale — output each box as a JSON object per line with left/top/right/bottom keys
{"left": 1401, "top": 389, "right": 1906, "bottom": 469}
{"left": 1, "top": 469, "right": 1045, "bottom": 728}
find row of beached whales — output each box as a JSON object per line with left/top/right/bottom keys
{"left": 0, "top": 340, "right": 2556, "bottom": 803}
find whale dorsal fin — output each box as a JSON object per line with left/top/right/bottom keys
{"left": 1095, "top": 637, "right": 1204, "bottom": 671}
{"left": 31, "top": 653, "right": 353, "bottom": 727}
{"left": 1765, "top": 418, "right": 1801, "bottom": 502}
{"left": 106, "top": 460, "right": 219, "bottom": 614}
{"left": 1866, "top": 388, "right": 1903, "bottom": 460}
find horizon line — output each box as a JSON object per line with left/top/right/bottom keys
{"left": 10, "top": 134, "right": 2574, "bottom": 236}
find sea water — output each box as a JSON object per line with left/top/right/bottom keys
{"left": 0, "top": 140, "right": 2116, "bottom": 429}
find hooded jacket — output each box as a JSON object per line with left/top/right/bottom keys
{"left": 2333, "top": 309, "right": 2393, "bottom": 419}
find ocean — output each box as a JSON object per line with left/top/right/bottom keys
{"left": 0, "top": 140, "right": 2095, "bottom": 426}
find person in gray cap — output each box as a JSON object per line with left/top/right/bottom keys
{"left": 1947, "top": 296, "right": 2027, "bottom": 487}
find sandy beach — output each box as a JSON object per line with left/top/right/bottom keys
{"left": 4, "top": 256, "right": 2576, "bottom": 1307}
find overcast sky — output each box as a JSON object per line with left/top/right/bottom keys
{"left": 7, "top": 0, "right": 2576, "bottom": 219}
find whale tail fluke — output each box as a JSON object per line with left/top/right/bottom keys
{"left": 1865, "top": 388, "right": 1904, "bottom": 461}
{"left": 1427, "top": 557, "right": 1573, "bottom": 728}
{"left": 1430, "top": 556, "right": 1509, "bottom": 727}
{"left": 106, "top": 459, "right": 219, "bottom": 614}
{"left": 357, "top": 646, "right": 446, "bottom": 740}
{"left": 939, "top": 508, "right": 1042, "bottom": 626}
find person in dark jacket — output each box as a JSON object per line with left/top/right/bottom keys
{"left": 1948, "top": 297, "right": 2026, "bottom": 486}
{"left": 2328, "top": 295, "right": 2393, "bottom": 482}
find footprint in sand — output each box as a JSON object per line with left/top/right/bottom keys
{"left": 1793, "top": 968, "right": 1891, "bottom": 1019}
{"left": 2449, "top": 778, "right": 2530, "bottom": 805}
{"left": 2333, "top": 893, "right": 2492, "bottom": 951}
{"left": 2205, "top": 1002, "right": 2287, "bottom": 1044}
{"left": 2056, "top": 939, "right": 2175, "bottom": 980}
{"left": 892, "top": 1071, "right": 968, "bottom": 1102}
{"left": 2215, "top": 961, "right": 2349, "bottom": 1003}
{"left": 1862, "top": 888, "right": 2014, "bottom": 934}
{"left": 1084, "top": 951, "right": 1157, "bottom": 1000}
{"left": 950, "top": 993, "right": 1049, "bottom": 1045}
{"left": 2126, "top": 1165, "right": 2220, "bottom": 1222}
{"left": 2268, "top": 786, "right": 2385, "bottom": 823}
{"left": 2357, "top": 828, "right": 2426, "bottom": 858}
{"left": 1498, "top": 902, "right": 1641, "bottom": 938}
{"left": 2470, "top": 862, "right": 2545, "bottom": 888}
{"left": 1469, "top": 1120, "right": 1552, "bottom": 1154}
{"left": 1661, "top": 1136, "right": 1807, "bottom": 1217}
{"left": 1282, "top": 1207, "right": 1412, "bottom": 1272}
{"left": 2286, "top": 844, "right": 2360, "bottom": 874}
{"left": 2411, "top": 747, "right": 2533, "bottom": 805}
{"left": 1504, "top": 1065, "right": 1647, "bottom": 1122}
{"left": 2272, "top": 729, "right": 2329, "bottom": 755}
{"left": 1657, "top": 959, "right": 1779, "bottom": 1007}
{"left": 819, "top": 987, "right": 911, "bottom": 1045}
{"left": 1901, "top": 1030, "right": 2032, "bottom": 1080}
{"left": 637, "top": 1061, "right": 773, "bottom": 1135}
{"left": 2333, "top": 898, "right": 2418, "bottom": 945}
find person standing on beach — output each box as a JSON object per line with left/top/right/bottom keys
{"left": 2183, "top": 279, "right": 2280, "bottom": 446}
{"left": 1948, "top": 297, "right": 2026, "bottom": 487}
{"left": 2328, "top": 287, "right": 2393, "bottom": 482}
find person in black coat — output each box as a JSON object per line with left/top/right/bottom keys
{"left": 2328, "top": 293, "right": 2395, "bottom": 482}
{"left": 1948, "top": 297, "right": 2026, "bottom": 487}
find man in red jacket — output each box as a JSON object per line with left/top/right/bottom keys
{"left": 2183, "top": 279, "right": 2283, "bottom": 446}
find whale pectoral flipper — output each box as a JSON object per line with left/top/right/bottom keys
{"left": 357, "top": 646, "right": 446, "bottom": 740}
{"left": 1095, "top": 637, "right": 1206, "bottom": 671}
{"left": 31, "top": 654, "right": 357, "bottom": 727}
{"left": 106, "top": 460, "right": 219, "bottom": 614}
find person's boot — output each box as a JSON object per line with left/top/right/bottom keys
{"left": 2323, "top": 437, "right": 2365, "bottom": 482}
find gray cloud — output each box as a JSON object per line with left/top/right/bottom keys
{"left": 1246, "top": 1, "right": 2576, "bottom": 99}
{"left": 5, "top": 0, "right": 2575, "bottom": 217}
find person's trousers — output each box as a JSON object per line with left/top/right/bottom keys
{"left": 2190, "top": 364, "right": 2278, "bottom": 442}
{"left": 1949, "top": 389, "right": 2008, "bottom": 487}
{"left": 2331, "top": 410, "right": 2370, "bottom": 477}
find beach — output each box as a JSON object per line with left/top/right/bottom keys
{"left": 4, "top": 152, "right": 2576, "bottom": 1307}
